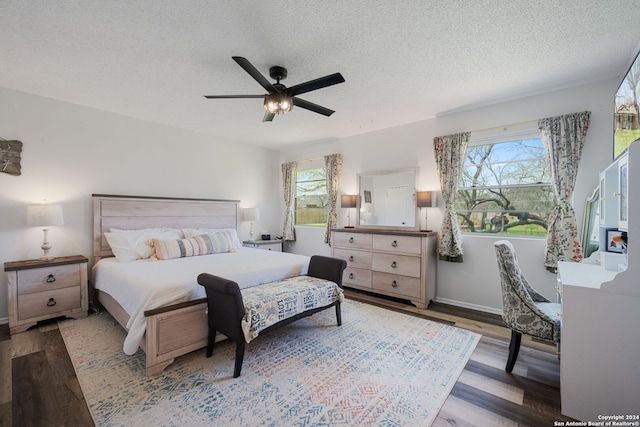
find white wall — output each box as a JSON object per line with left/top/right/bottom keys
{"left": 0, "top": 77, "right": 619, "bottom": 321}
{"left": 279, "top": 78, "right": 619, "bottom": 313}
{"left": 0, "top": 87, "right": 282, "bottom": 322}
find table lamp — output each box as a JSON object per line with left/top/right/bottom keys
{"left": 27, "top": 203, "right": 64, "bottom": 259}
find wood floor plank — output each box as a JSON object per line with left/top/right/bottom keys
{"left": 0, "top": 340, "right": 11, "bottom": 405}
{"left": 12, "top": 351, "right": 59, "bottom": 427}
{"left": 435, "top": 394, "right": 518, "bottom": 427}
{"left": 457, "top": 369, "right": 524, "bottom": 405}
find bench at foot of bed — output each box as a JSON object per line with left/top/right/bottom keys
{"left": 197, "top": 255, "right": 347, "bottom": 378}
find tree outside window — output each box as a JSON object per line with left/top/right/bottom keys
{"left": 295, "top": 167, "right": 328, "bottom": 226}
{"left": 456, "top": 138, "right": 553, "bottom": 236}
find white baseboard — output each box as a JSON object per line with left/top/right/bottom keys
{"left": 434, "top": 297, "right": 503, "bottom": 316}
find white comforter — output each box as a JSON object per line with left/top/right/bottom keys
{"left": 92, "top": 248, "right": 310, "bottom": 355}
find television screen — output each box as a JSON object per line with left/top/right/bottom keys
{"left": 614, "top": 47, "right": 640, "bottom": 159}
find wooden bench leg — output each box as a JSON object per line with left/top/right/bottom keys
{"left": 335, "top": 302, "right": 342, "bottom": 326}
{"left": 233, "top": 341, "right": 246, "bottom": 378}
{"left": 206, "top": 328, "right": 216, "bottom": 358}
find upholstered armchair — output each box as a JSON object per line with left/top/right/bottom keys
{"left": 493, "top": 240, "right": 561, "bottom": 372}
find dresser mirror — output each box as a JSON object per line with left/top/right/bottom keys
{"left": 581, "top": 186, "right": 600, "bottom": 259}
{"left": 356, "top": 167, "right": 419, "bottom": 230}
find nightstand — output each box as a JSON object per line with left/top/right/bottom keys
{"left": 242, "top": 240, "right": 283, "bottom": 252}
{"left": 4, "top": 255, "right": 88, "bottom": 334}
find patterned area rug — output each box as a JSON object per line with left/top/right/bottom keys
{"left": 59, "top": 299, "right": 480, "bottom": 426}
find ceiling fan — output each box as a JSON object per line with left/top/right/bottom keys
{"left": 204, "top": 56, "right": 345, "bottom": 122}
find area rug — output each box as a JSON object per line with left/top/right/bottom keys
{"left": 59, "top": 299, "right": 480, "bottom": 427}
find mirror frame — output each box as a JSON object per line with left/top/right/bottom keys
{"left": 581, "top": 186, "right": 600, "bottom": 260}
{"left": 356, "top": 167, "right": 419, "bottom": 230}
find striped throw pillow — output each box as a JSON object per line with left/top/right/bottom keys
{"left": 149, "top": 234, "right": 218, "bottom": 260}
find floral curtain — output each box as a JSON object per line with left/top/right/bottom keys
{"left": 324, "top": 153, "right": 343, "bottom": 245}
{"left": 433, "top": 132, "right": 470, "bottom": 262}
{"left": 281, "top": 161, "right": 297, "bottom": 241}
{"left": 539, "top": 111, "right": 591, "bottom": 270}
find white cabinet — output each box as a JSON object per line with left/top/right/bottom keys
{"left": 558, "top": 141, "right": 639, "bottom": 421}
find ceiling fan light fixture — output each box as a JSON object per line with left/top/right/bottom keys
{"left": 264, "top": 92, "right": 293, "bottom": 114}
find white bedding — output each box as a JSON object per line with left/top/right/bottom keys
{"left": 92, "top": 247, "right": 310, "bottom": 355}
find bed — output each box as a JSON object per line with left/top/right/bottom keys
{"left": 91, "top": 194, "right": 310, "bottom": 376}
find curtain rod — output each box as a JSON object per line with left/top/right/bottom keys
{"left": 470, "top": 118, "right": 539, "bottom": 134}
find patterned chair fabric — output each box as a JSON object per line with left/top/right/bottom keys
{"left": 494, "top": 240, "right": 561, "bottom": 371}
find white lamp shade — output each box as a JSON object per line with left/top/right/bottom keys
{"left": 242, "top": 207, "right": 260, "bottom": 222}
{"left": 27, "top": 204, "right": 64, "bottom": 227}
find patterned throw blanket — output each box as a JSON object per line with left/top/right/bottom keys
{"left": 240, "top": 276, "right": 344, "bottom": 343}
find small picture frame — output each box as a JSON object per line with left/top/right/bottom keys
{"left": 606, "top": 229, "right": 624, "bottom": 253}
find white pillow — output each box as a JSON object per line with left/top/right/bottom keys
{"left": 181, "top": 228, "right": 242, "bottom": 249}
{"left": 105, "top": 228, "right": 183, "bottom": 261}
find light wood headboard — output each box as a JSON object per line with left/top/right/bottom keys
{"left": 92, "top": 194, "right": 240, "bottom": 261}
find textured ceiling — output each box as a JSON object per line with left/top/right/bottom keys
{"left": 2, "top": 1, "right": 640, "bottom": 150}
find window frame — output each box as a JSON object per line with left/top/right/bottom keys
{"left": 456, "top": 123, "right": 553, "bottom": 237}
{"left": 294, "top": 160, "right": 329, "bottom": 227}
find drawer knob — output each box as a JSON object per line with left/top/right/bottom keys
{"left": 349, "top": 273, "right": 354, "bottom": 279}
{"left": 349, "top": 256, "right": 354, "bottom": 262}
{"left": 45, "top": 274, "right": 56, "bottom": 283}
{"left": 391, "top": 240, "right": 398, "bottom": 247}
{"left": 392, "top": 280, "right": 398, "bottom": 287}
{"left": 391, "top": 261, "right": 397, "bottom": 268}
{"left": 348, "top": 237, "right": 354, "bottom": 243}
{"left": 46, "top": 298, "right": 57, "bottom": 307}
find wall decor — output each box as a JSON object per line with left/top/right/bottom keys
{"left": 0, "top": 140, "right": 22, "bottom": 176}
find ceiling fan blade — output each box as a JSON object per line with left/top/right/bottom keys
{"left": 292, "top": 97, "right": 335, "bottom": 116}
{"left": 263, "top": 111, "right": 276, "bottom": 122}
{"left": 286, "top": 73, "right": 345, "bottom": 97}
{"left": 232, "top": 56, "right": 276, "bottom": 93}
{"left": 203, "top": 95, "right": 265, "bottom": 99}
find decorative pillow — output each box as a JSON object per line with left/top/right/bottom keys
{"left": 182, "top": 228, "right": 241, "bottom": 249}
{"left": 149, "top": 234, "right": 218, "bottom": 260}
{"left": 105, "top": 228, "right": 183, "bottom": 261}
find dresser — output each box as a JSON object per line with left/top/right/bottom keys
{"left": 4, "top": 255, "right": 88, "bottom": 334}
{"left": 331, "top": 229, "right": 437, "bottom": 308}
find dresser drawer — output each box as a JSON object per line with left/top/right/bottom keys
{"left": 343, "top": 266, "right": 372, "bottom": 288}
{"left": 333, "top": 248, "right": 373, "bottom": 269}
{"left": 372, "top": 235, "right": 422, "bottom": 255}
{"left": 372, "top": 253, "right": 421, "bottom": 278}
{"left": 18, "top": 286, "right": 81, "bottom": 320}
{"left": 17, "top": 264, "right": 82, "bottom": 295}
{"left": 372, "top": 271, "right": 421, "bottom": 299}
{"left": 333, "top": 232, "right": 373, "bottom": 250}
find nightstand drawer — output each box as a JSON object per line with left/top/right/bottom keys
{"left": 17, "top": 264, "right": 82, "bottom": 295}
{"left": 18, "top": 286, "right": 81, "bottom": 320}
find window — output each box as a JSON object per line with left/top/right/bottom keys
{"left": 455, "top": 125, "right": 553, "bottom": 236}
{"left": 295, "top": 165, "right": 328, "bottom": 226}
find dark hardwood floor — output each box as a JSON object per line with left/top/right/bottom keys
{"left": 0, "top": 291, "right": 575, "bottom": 426}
